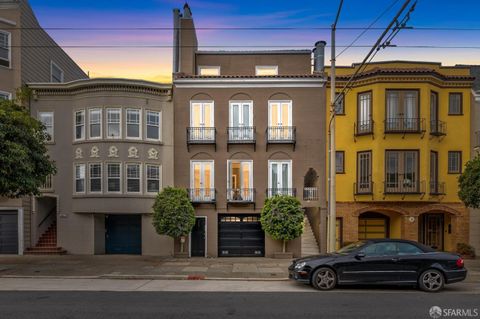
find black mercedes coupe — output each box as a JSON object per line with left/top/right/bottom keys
{"left": 289, "top": 239, "right": 467, "bottom": 292}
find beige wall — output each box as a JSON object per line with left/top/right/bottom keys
{"left": 29, "top": 80, "right": 174, "bottom": 255}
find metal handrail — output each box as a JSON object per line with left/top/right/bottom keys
{"left": 384, "top": 117, "right": 425, "bottom": 133}
{"left": 266, "top": 126, "right": 296, "bottom": 142}
{"left": 266, "top": 188, "right": 297, "bottom": 197}
{"left": 227, "top": 127, "right": 256, "bottom": 142}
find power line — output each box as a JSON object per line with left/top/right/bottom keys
{"left": 5, "top": 45, "right": 480, "bottom": 49}
{"left": 1, "top": 26, "right": 480, "bottom": 31}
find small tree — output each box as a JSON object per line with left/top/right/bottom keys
{"left": 0, "top": 100, "right": 56, "bottom": 197}
{"left": 152, "top": 187, "right": 195, "bottom": 253}
{"left": 260, "top": 195, "right": 304, "bottom": 253}
{"left": 458, "top": 155, "right": 480, "bottom": 208}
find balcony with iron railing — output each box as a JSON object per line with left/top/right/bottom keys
{"left": 430, "top": 120, "right": 447, "bottom": 136}
{"left": 429, "top": 181, "right": 446, "bottom": 195}
{"left": 187, "top": 188, "right": 216, "bottom": 204}
{"left": 354, "top": 120, "right": 374, "bottom": 136}
{"left": 303, "top": 187, "right": 319, "bottom": 201}
{"left": 39, "top": 174, "right": 53, "bottom": 192}
{"left": 384, "top": 118, "right": 425, "bottom": 134}
{"left": 226, "top": 188, "right": 256, "bottom": 208}
{"left": 266, "top": 126, "right": 296, "bottom": 151}
{"left": 384, "top": 178, "right": 425, "bottom": 194}
{"left": 227, "top": 127, "right": 256, "bottom": 151}
{"left": 187, "top": 127, "right": 216, "bottom": 151}
{"left": 266, "top": 188, "right": 297, "bottom": 198}
{"left": 354, "top": 180, "right": 374, "bottom": 195}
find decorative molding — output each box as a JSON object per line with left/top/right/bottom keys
{"left": 75, "top": 148, "right": 83, "bottom": 159}
{"left": 90, "top": 146, "right": 99, "bottom": 158}
{"left": 128, "top": 146, "right": 139, "bottom": 158}
{"left": 148, "top": 148, "right": 159, "bottom": 160}
{"left": 108, "top": 146, "right": 119, "bottom": 158}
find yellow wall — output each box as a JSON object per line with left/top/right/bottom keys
{"left": 326, "top": 62, "right": 472, "bottom": 203}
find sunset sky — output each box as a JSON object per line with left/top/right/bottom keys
{"left": 29, "top": 0, "right": 480, "bottom": 82}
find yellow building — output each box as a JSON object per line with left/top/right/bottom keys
{"left": 326, "top": 61, "right": 474, "bottom": 252}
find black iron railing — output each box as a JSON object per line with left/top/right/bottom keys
{"left": 430, "top": 120, "right": 447, "bottom": 136}
{"left": 354, "top": 181, "right": 373, "bottom": 195}
{"left": 384, "top": 178, "right": 425, "bottom": 194}
{"left": 266, "top": 126, "right": 296, "bottom": 142}
{"left": 187, "top": 127, "right": 216, "bottom": 143}
{"left": 227, "top": 188, "right": 255, "bottom": 202}
{"left": 429, "top": 181, "right": 446, "bottom": 195}
{"left": 355, "top": 120, "right": 374, "bottom": 136}
{"left": 384, "top": 118, "right": 425, "bottom": 133}
{"left": 227, "top": 127, "right": 256, "bottom": 143}
{"left": 188, "top": 188, "right": 216, "bottom": 202}
{"left": 266, "top": 188, "right": 297, "bottom": 197}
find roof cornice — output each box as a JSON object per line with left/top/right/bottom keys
{"left": 174, "top": 76, "right": 326, "bottom": 88}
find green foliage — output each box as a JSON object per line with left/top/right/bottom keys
{"left": 456, "top": 242, "right": 475, "bottom": 258}
{"left": 152, "top": 187, "right": 195, "bottom": 238}
{"left": 458, "top": 156, "right": 480, "bottom": 208}
{"left": 15, "top": 86, "right": 33, "bottom": 106}
{"left": 0, "top": 100, "right": 56, "bottom": 197}
{"left": 260, "top": 195, "right": 304, "bottom": 244}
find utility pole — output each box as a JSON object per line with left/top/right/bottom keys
{"left": 327, "top": 0, "right": 343, "bottom": 253}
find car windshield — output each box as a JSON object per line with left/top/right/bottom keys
{"left": 336, "top": 241, "right": 367, "bottom": 254}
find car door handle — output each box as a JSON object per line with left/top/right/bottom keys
{"left": 391, "top": 257, "right": 400, "bottom": 262}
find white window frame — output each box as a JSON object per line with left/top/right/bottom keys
{"left": 106, "top": 108, "right": 122, "bottom": 139}
{"left": 0, "top": 90, "right": 12, "bottom": 100}
{"left": 268, "top": 160, "right": 292, "bottom": 189}
{"left": 38, "top": 111, "right": 54, "bottom": 142}
{"left": 88, "top": 108, "right": 102, "bottom": 140}
{"left": 229, "top": 101, "right": 253, "bottom": 127}
{"left": 197, "top": 65, "right": 221, "bottom": 76}
{"left": 255, "top": 65, "right": 278, "bottom": 76}
{"left": 145, "top": 164, "right": 162, "bottom": 194}
{"left": 0, "top": 30, "right": 11, "bottom": 69}
{"left": 126, "top": 108, "right": 142, "bottom": 140}
{"left": 74, "top": 109, "right": 85, "bottom": 141}
{"left": 190, "top": 160, "right": 215, "bottom": 189}
{"left": 268, "top": 100, "right": 292, "bottom": 126}
{"left": 106, "top": 162, "right": 122, "bottom": 194}
{"left": 125, "top": 163, "right": 142, "bottom": 194}
{"left": 189, "top": 101, "right": 214, "bottom": 127}
{"left": 50, "top": 61, "right": 64, "bottom": 83}
{"left": 145, "top": 110, "right": 162, "bottom": 141}
{"left": 74, "top": 163, "right": 86, "bottom": 194}
{"left": 88, "top": 162, "right": 102, "bottom": 194}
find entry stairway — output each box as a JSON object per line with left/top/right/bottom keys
{"left": 25, "top": 222, "right": 66, "bottom": 255}
{"left": 301, "top": 216, "right": 320, "bottom": 257}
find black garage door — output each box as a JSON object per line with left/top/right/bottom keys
{"left": 0, "top": 211, "right": 18, "bottom": 254}
{"left": 105, "top": 214, "right": 142, "bottom": 255}
{"left": 218, "top": 214, "right": 264, "bottom": 257}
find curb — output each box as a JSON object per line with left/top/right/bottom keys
{"left": 0, "top": 274, "right": 289, "bottom": 281}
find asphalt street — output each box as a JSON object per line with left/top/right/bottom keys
{"left": 0, "top": 284, "right": 479, "bottom": 319}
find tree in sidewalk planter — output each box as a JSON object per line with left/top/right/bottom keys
{"left": 458, "top": 155, "right": 480, "bottom": 209}
{"left": 0, "top": 100, "right": 56, "bottom": 197}
{"left": 260, "top": 195, "right": 304, "bottom": 253}
{"left": 152, "top": 187, "right": 195, "bottom": 253}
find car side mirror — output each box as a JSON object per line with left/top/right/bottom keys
{"left": 355, "top": 252, "right": 365, "bottom": 260}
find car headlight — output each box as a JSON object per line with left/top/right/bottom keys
{"left": 294, "top": 262, "right": 306, "bottom": 270}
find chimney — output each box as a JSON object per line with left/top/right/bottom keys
{"left": 313, "top": 40, "right": 327, "bottom": 73}
{"left": 183, "top": 3, "right": 192, "bottom": 18}
{"left": 172, "top": 8, "right": 181, "bottom": 73}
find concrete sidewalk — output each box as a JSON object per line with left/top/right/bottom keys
{"left": 0, "top": 255, "right": 478, "bottom": 282}
{"left": 0, "top": 255, "right": 291, "bottom": 280}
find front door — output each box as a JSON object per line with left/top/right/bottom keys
{"left": 191, "top": 217, "right": 206, "bottom": 257}
{"left": 420, "top": 213, "right": 444, "bottom": 250}
{"left": 268, "top": 160, "right": 292, "bottom": 196}
{"left": 0, "top": 211, "right": 18, "bottom": 254}
{"left": 191, "top": 161, "right": 214, "bottom": 201}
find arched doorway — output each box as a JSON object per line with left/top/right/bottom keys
{"left": 358, "top": 212, "right": 390, "bottom": 239}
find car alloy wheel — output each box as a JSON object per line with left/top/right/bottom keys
{"left": 419, "top": 269, "right": 444, "bottom": 292}
{"left": 312, "top": 267, "right": 336, "bottom": 290}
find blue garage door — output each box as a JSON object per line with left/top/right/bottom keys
{"left": 0, "top": 211, "right": 18, "bottom": 254}
{"left": 105, "top": 215, "right": 141, "bottom": 254}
